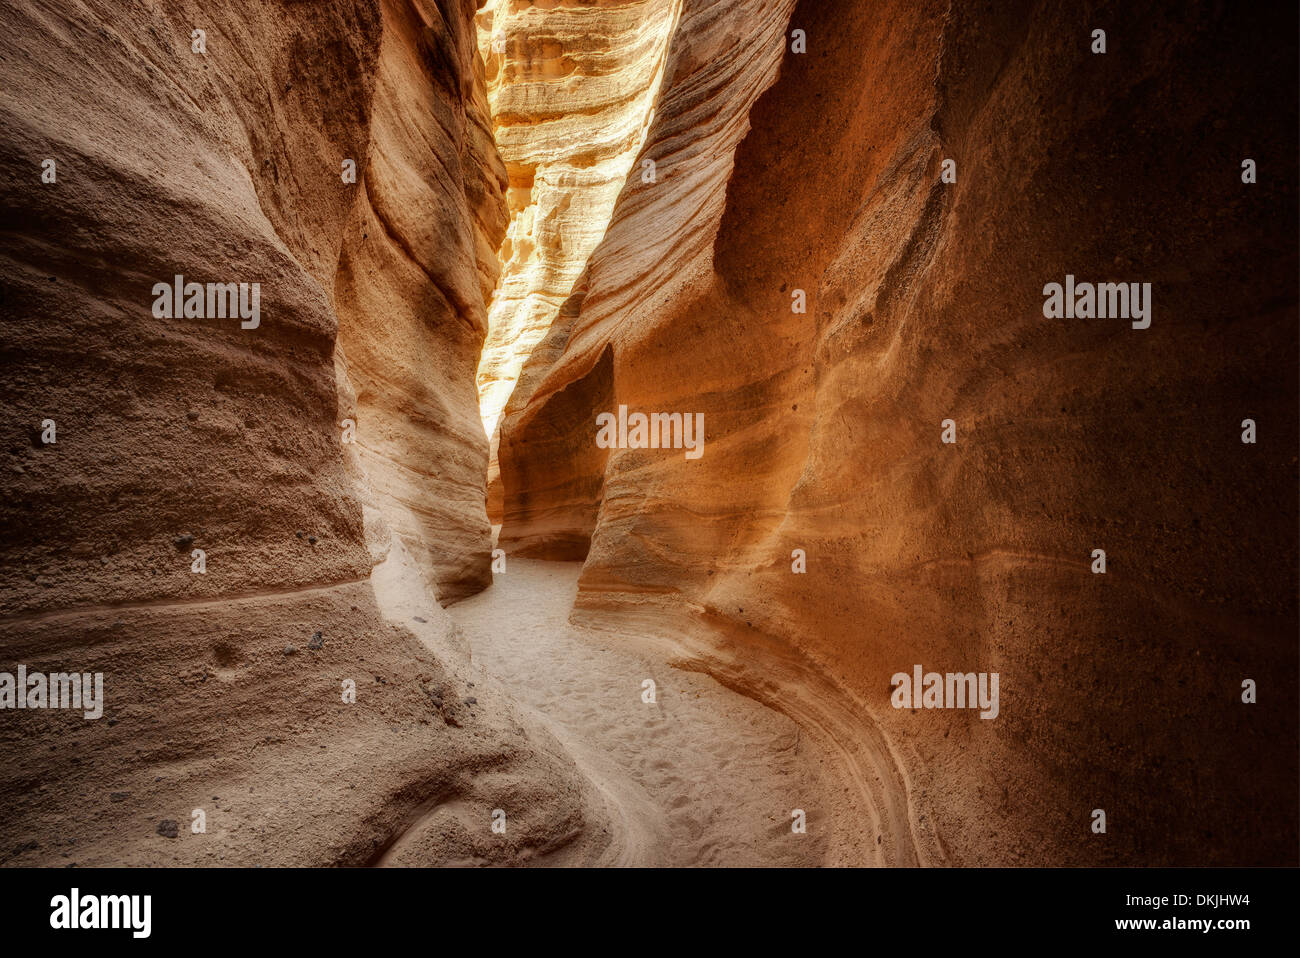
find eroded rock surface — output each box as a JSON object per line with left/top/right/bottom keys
{"left": 334, "top": 0, "right": 507, "bottom": 603}
{"left": 0, "top": 0, "right": 606, "bottom": 866}
{"left": 474, "top": 0, "right": 680, "bottom": 520}
{"left": 498, "top": 0, "right": 1299, "bottom": 865}
{"left": 1, "top": 0, "right": 1295, "bottom": 869}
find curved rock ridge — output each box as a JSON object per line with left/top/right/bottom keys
{"left": 0, "top": 0, "right": 610, "bottom": 866}
{"left": 498, "top": 0, "right": 798, "bottom": 553}
{"left": 497, "top": 0, "right": 1299, "bottom": 865}
{"left": 333, "top": 0, "right": 508, "bottom": 603}
{"left": 474, "top": 0, "right": 681, "bottom": 520}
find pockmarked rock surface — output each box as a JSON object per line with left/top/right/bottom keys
{"left": 0, "top": 0, "right": 608, "bottom": 866}
{"left": 0, "top": 0, "right": 1295, "bottom": 870}
{"left": 497, "top": 0, "right": 1300, "bottom": 865}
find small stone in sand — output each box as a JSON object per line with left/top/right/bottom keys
{"left": 157, "top": 820, "right": 179, "bottom": 839}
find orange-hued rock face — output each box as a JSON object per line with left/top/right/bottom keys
{"left": 0, "top": 0, "right": 605, "bottom": 866}
{"left": 498, "top": 0, "right": 1299, "bottom": 866}
{"left": 473, "top": 0, "right": 680, "bottom": 521}
{"left": 0, "top": 0, "right": 1295, "bottom": 871}
{"left": 333, "top": 0, "right": 508, "bottom": 603}
{"left": 498, "top": 0, "right": 799, "bottom": 555}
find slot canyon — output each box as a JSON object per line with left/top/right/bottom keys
{"left": 0, "top": 0, "right": 1295, "bottom": 870}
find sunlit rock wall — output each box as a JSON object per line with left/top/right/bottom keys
{"left": 0, "top": 0, "right": 605, "bottom": 866}
{"left": 498, "top": 0, "right": 1299, "bottom": 865}
{"left": 474, "top": 0, "right": 680, "bottom": 521}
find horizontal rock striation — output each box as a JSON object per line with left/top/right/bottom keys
{"left": 498, "top": 0, "right": 1299, "bottom": 865}
{"left": 497, "top": 0, "right": 799, "bottom": 555}
{"left": 0, "top": 0, "right": 607, "bottom": 866}
{"left": 333, "top": 0, "right": 508, "bottom": 603}
{"left": 474, "top": 0, "right": 680, "bottom": 521}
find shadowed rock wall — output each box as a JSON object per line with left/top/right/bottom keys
{"left": 498, "top": 0, "right": 1299, "bottom": 865}
{"left": 0, "top": 0, "right": 604, "bottom": 866}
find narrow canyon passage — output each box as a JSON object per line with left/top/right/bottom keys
{"left": 447, "top": 557, "right": 832, "bottom": 865}
{"left": 0, "top": 0, "right": 1293, "bottom": 876}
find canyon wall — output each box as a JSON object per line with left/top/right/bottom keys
{"left": 0, "top": 0, "right": 605, "bottom": 865}
{"left": 498, "top": 0, "right": 1300, "bottom": 864}
{"left": 1, "top": 0, "right": 1294, "bottom": 869}
{"left": 498, "top": 0, "right": 799, "bottom": 557}
{"left": 474, "top": 0, "right": 680, "bottom": 521}
{"left": 333, "top": 0, "right": 507, "bottom": 602}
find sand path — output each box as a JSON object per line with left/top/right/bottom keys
{"left": 446, "top": 558, "right": 835, "bottom": 865}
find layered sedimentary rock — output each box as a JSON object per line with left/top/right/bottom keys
{"left": 498, "top": 0, "right": 798, "bottom": 557}
{"left": 0, "top": 0, "right": 604, "bottom": 865}
{"left": 334, "top": 0, "right": 508, "bottom": 602}
{"left": 498, "top": 0, "right": 1299, "bottom": 865}
{"left": 2, "top": 0, "right": 1295, "bottom": 871}
{"left": 474, "top": 0, "right": 679, "bottom": 520}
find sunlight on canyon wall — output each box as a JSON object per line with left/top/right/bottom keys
{"left": 496, "top": 0, "right": 1299, "bottom": 865}
{"left": 474, "top": 0, "right": 681, "bottom": 519}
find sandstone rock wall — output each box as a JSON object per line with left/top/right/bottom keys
{"left": 334, "top": 0, "right": 508, "bottom": 602}
{"left": 498, "top": 0, "right": 799, "bottom": 554}
{"left": 474, "top": 0, "right": 680, "bottom": 521}
{"left": 498, "top": 0, "right": 1299, "bottom": 865}
{"left": 1, "top": 0, "right": 1294, "bottom": 870}
{"left": 0, "top": 0, "right": 603, "bottom": 866}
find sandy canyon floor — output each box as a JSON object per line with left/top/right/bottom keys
{"left": 447, "top": 558, "right": 834, "bottom": 866}
{"left": 0, "top": 0, "right": 1292, "bottom": 873}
